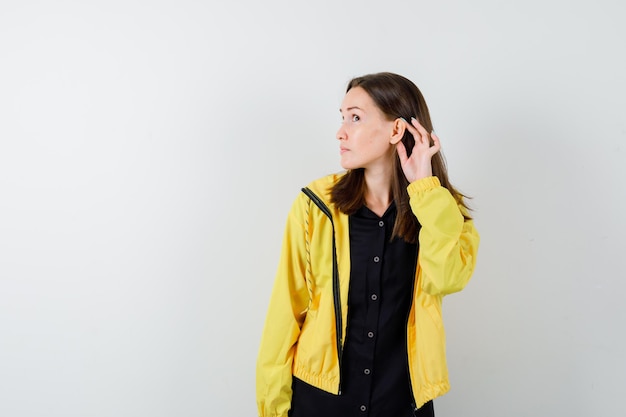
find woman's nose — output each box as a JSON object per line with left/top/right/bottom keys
{"left": 336, "top": 125, "right": 346, "bottom": 141}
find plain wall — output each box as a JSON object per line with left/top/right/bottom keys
{"left": 1, "top": 1, "right": 625, "bottom": 416}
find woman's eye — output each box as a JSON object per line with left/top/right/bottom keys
{"left": 351, "top": 114, "right": 360, "bottom": 122}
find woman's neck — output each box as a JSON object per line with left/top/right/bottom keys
{"left": 363, "top": 165, "right": 393, "bottom": 217}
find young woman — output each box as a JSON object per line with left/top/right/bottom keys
{"left": 256, "top": 72, "right": 480, "bottom": 417}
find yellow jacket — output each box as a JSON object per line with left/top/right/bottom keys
{"left": 256, "top": 174, "right": 480, "bottom": 417}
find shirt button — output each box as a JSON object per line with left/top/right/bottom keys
{"left": 360, "top": 405, "right": 367, "bottom": 412}
{"left": 371, "top": 294, "right": 378, "bottom": 301}
{"left": 373, "top": 256, "right": 380, "bottom": 263}
{"left": 367, "top": 331, "right": 374, "bottom": 338}
{"left": 364, "top": 368, "right": 371, "bottom": 375}
{"left": 378, "top": 220, "right": 384, "bottom": 227}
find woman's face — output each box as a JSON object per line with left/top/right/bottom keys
{"left": 337, "top": 87, "right": 396, "bottom": 171}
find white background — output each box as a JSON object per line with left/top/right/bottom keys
{"left": 1, "top": 1, "right": 625, "bottom": 416}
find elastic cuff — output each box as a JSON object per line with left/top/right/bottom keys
{"left": 407, "top": 176, "right": 441, "bottom": 195}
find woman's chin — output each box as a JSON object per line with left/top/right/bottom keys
{"left": 339, "top": 158, "right": 359, "bottom": 170}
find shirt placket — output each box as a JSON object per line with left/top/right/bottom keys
{"left": 356, "top": 218, "right": 387, "bottom": 415}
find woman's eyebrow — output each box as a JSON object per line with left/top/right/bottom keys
{"left": 339, "top": 106, "right": 364, "bottom": 112}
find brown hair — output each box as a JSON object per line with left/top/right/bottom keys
{"left": 330, "top": 72, "right": 471, "bottom": 243}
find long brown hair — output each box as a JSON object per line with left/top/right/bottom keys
{"left": 330, "top": 72, "right": 470, "bottom": 243}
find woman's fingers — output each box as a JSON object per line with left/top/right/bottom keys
{"left": 402, "top": 118, "right": 425, "bottom": 145}
{"left": 403, "top": 117, "right": 435, "bottom": 148}
{"left": 410, "top": 117, "right": 431, "bottom": 145}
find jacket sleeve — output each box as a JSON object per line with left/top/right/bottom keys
{"left": 408, "top": 176, "right": 480, "bottom": 296}
{"left": 256, "top": 193, "right": 311, "bottom": 417}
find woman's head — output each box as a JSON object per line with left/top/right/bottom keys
{"left": 344, "top": 72, "right": 433, "bottom": 161}
{"left": 331, "top": 72, "right": 470, "bottom": 242}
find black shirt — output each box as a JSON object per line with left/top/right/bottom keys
{"left": 290, "top": 203, "right": 434, "bottom": 417}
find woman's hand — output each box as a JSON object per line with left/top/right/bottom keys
{"left": 396, "top": 117, "right": 441, "bottom": 183}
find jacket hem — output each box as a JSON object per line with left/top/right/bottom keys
{"left": 292, "top": 362, "right": 340, "bottom": 395}
{"left": 414, "top": 380, "right": 450, "bottom": 409}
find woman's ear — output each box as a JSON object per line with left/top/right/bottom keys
{"left": 390, "top": 118, "right": 405, "bottom": 145}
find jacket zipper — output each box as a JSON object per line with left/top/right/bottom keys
{"left": 301, "top": 187, "right": 343, "bottom": 395}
